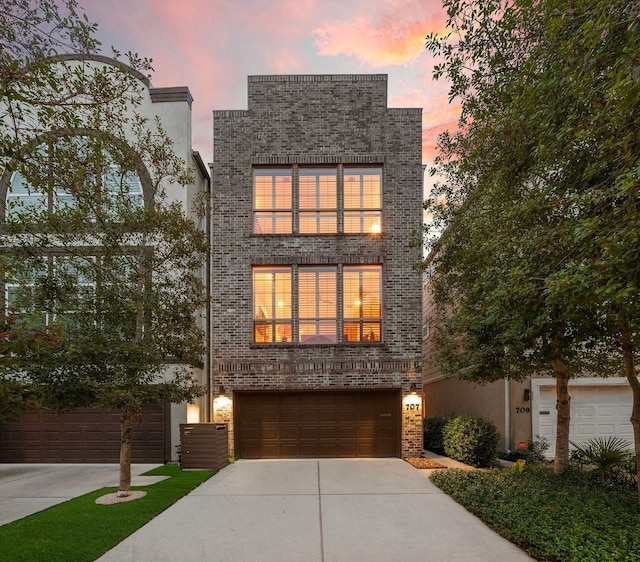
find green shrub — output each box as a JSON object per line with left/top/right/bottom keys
{"left": 570, "top": 436, "right": 635, "bottom": 486}
{"left": 430, "top": 467, "right": 640, "bottom": 561}
{"left": 422, "top": 415, "right": 454, "bottom": 454}
{"left": 442, "top": 415, "right": 500, "bottom": 467}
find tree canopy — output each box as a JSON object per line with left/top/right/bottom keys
{"left": 1, "top": 0, "right": 208, "bottom": 494}
{"left": 424, "top": 0, "right": 640, "bottom": 479}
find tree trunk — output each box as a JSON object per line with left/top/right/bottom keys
{"left": 551, "top": 359, "right": 571, "bottom": 474}
{"left": 621, "top": 328, "right": 640, "bottom": 503}
{"left": 118, "top": 408, "right": 134, "bottom": 497}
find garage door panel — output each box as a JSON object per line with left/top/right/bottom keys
{"left": 536, "top": 383, "right": 633, "bottom": 457}
{"left": 0, "top": 404, "right": 165, "bottom": 463}
{"left": 235, "top": 390, "right": 400, "bottom": 458}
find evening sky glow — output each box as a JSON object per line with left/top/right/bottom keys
{"left": 82, "top": 0, "right": 458, "bottom": 195}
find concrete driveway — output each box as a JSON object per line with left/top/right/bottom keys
{"left": 98, "top": 459, "right": 531, "bottom": 562}
{"left": 0, "top": 463, "right": 163, "bottom": 526}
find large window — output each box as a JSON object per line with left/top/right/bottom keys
{"left": 252, "top": 264, "right": 381, "bottom": 344}
{"left": 253, "top": 169, "right": 292, "bottom": 234}
{"left": 4, "top": 139, "right": 144, "bottom": 221}
{"left": 253, "top": 165, "right": 382, "bottom": 235}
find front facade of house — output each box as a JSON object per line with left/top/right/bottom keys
{"left": 210, "top": 75, "right": 424, "bottom": 458}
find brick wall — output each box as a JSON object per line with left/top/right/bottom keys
{"left": 211, "top": 74, "right": 423, "bottom": 457}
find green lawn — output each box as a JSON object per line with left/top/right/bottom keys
{"left": 0, "top": 464, "right": 213, "bottom": 562}
{"left": 430, "top": 467, "right": 640, "bottom": 561}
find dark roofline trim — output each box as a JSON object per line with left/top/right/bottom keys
{"left": 192, "top": 151, "right": 210, "bottom": 180}
{"left": 149, "top": 87, "right": 193, "bottom": 107}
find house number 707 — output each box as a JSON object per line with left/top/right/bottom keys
{"left": 405, "top": 404, "right": 420, "bottom": 411}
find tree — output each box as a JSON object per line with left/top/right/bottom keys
{"left": 424, "top": 0, "right": 639, "bottom": 480}
{"left": 1, "top": 1, "right": 207, "bottom": 495}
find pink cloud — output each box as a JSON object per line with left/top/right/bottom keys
{"left": 313, "top": 1, "right": 448, "bottom": 66}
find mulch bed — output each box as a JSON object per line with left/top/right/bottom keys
{"left": 404, "top": 457, "right": 447, "bottom": 469}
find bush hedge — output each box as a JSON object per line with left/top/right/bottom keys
{"left": 423, "top": 414, "right": 501, "bottom": 467}
{"left": 430, "top": 467, "right": 640, "bottom": 561}
{"left": 422, "top": 415, "right": 454, "bottom": 455}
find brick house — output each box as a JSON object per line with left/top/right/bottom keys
{"left": 210, "top": 74, "right": 423, "bottom": 459}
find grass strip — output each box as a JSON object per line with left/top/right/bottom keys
{"left": 430, "top": 467, "right": 640, "bottom": 561}
{"left": 0, "top": 464, "right": 213, "bottom": 562}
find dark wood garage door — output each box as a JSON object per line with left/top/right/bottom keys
{"left": 0, "top": 403, "right": 167, "bottom": 463}
{"left": 235, "top": 390, "right": 400, "bottom": 458}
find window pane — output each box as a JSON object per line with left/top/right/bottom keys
{"left": 6, "top": 172, "right": 48, "bottom": 218}
{"left": 344, "top": 211, "right": 382, "bottom": 234}
{"left": 254, "top": 213, "right": 292, "bottom": 234}
{"left": 299, "top": 212, "right": 337, "bottom": 234}
{"left": 299, "top": 169, "right": 336, "bottom": 210}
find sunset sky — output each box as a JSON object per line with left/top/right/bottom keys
{"left": 82, "top": 0, "right": 458, "bottom": 194}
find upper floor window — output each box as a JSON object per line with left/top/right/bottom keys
{"left": 4, "top": 138, "right": 144, "bottom": 221}
{"left": 252, "top": 165, "right": 382, "bottom": 235}
{"left": 343, "top": 168, "right": 382, "bottom": 234}
{"left": 299, "top": 169, "right": 337, "bottom": 234}
{"left": 253, "top": 169, "right": 292, "bottom": 234}
{"left": 252, "top": 264, "right": 382, "bottom": 344}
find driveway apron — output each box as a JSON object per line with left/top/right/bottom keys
{"left": 98, "top": 458, "right": 531, "bottom": 562}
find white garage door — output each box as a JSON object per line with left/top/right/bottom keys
{"left": 533, "top": 378, "right": 633, "bottom": 458}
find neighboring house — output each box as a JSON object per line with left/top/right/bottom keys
{"left": 422, "top": 261, "right": 634, "bottom": 455}
{"left": 0, "top": 55, "right": 210, "bottom": 464}
{"left": 210, "top": 74, "right": 424, "bottom": 459}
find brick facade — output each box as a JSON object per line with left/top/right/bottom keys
{"left": 211, "top": 75, "right": 423, "bottom": 458}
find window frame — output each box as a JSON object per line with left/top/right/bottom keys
{"left": 252, "top": 168, "right": 293, "bottom": 235}
{"left": 298, "top": 167, "right": 338, "bottom": 234}
{"left": 252, "top": 266, "right": 293, "bottom": 343}
{"left": 298, "top": 266, "right": 338, "bottom": 343}
{"left": 343, "top": 167, "right": 382, "bottom": 234}
{"left": 252, "top": 164, "right": 382, "bottom": 236}
{"left": 252, "top": 264, "right": 383, "bottom": 345}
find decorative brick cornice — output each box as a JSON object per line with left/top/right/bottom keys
{"left": 214, "top": 359, "right": 419, "bottom": 374}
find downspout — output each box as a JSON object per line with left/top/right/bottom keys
{"left": 504, "top": 377, "right": 511, "bottom": 452}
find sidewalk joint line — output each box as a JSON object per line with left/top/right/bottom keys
{"left": 317, "top": 460, "right": 325, "bottom": 562}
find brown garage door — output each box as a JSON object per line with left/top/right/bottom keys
{"left": 0, "top": 403, "right": 167, "bottom": 463}
{"left": 235, "top": 390, "right": 400, "bottom": 458}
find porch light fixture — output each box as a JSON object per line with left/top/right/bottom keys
{"left": 410, "top": 383, "right": 417, "bottom": 395}
{"left": 219, "top": 385, "right": 226, "bottom": 397}
{"left": 524, "top": 388, "right": 531, "bottom": 401}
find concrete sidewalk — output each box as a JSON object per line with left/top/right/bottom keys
{"left": 0, "top": 463, "right": 163, "bottom": 526}
{"left": 98, "top": 459, "right": 531, "bottom": 562}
